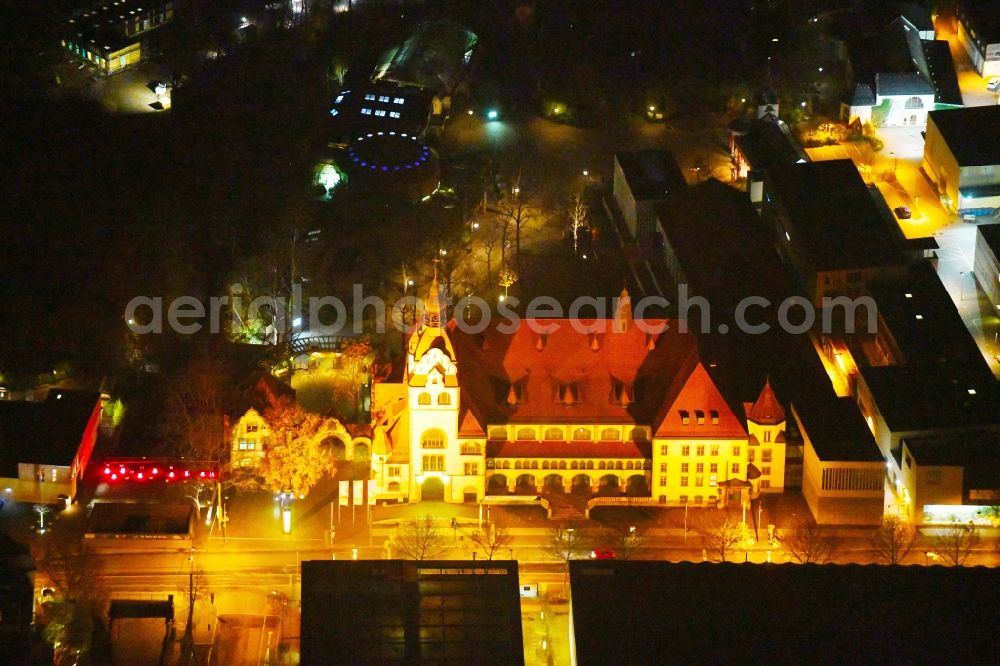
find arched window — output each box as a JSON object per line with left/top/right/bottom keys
{"left": 600, "top": 428, "right": 619, "bottom": 441}
{"left": 585, "top": 460, "right": 593, "bottom": 470}
{"left": 421, "top": 429, "right": 446, "bottom": 449}
{"left": 542, "top": 460, "right": 550, "bottom": 469}
{"left": 904, "top": 96, "right": 924, "bottom": 109}
{"left": 571, "top": 460, "right": 579, "bottom": 470}
{"left": 615, "top": 461, "right": 623, "bottom": 470}
{"left": 516, "top": 428, "right": 535, "bottom": 441}
{"left": 437, "top": 392, "right": 451, "bottom": 405}
{"left": 598, "top": 461, "right": 606, "bottom": 470}
{"left": 558, "top": 461, "right": 567, "bottom": 470}
{"left": 544, "top": 427, "right": 563, "bottom": 440}
{"left": 573, "top": 427, "right": 591, "bottom": 441}
{"left": 630, "top": 427, "right": 648, "bottom": 442}
{"left": 531, "top": 460, "right": 538, "bottom": 469}
{"left": 388, "top": 481, "right": 401, "bottom": 492}
{"left": 515, "top": 460, "right": 522, "bottom": 470}
{"left": 460, "top": 442, "right": 481, "bottom": 455}
{"left": 418, "top": 392, "right": 432, "bottom": 405}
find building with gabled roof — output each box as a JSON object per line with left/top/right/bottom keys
{"left": 370, "top": 280, "right": 785, "bottom": 509}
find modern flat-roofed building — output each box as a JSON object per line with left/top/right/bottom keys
{"left": 924, "top": 106, "right": 1000, "bottom": 216}
{"left": 973, "top": 223, "right": 1000, "bottom": 308}
{"left": 728, "top": 119, "right": 808, "bottom": 206}
{"left": 0, "top": 389, "right": 101, "bottom": 504}
{"left": 301, "top": 560, "right": 523, "bottom": 665}
{"left": 957, "top": 0, "right": 1000, "bottom": 78}
{"left": 765, "top": 160, "right": 906, "bottom": 304}
{"left": 61, "top": 0, "right": 175, "bottom": 76}
{"left": 569, "top": 561, "right": 1000, "bottom": 665}
{"left": 611, "top": 150, "right": 686, "bottom": 242}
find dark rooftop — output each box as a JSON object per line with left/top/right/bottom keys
{"left": 979, "top": 223, "right": 1000, "bottom": 256}
{"left": 847, "top": 83, "right": 876, "bottom": 107}
{"left": 922, "top": 39, "right": 963, "bottom": 106}
{"left": 902, "top": 430, "right": 1000, "bottom": 491}
{"left": 733, "top": 120, "right": 807, "bottom": 172}
{"left": 0, "top": 389, "right": 99, "bottom": 476}
{"left": 767, "top": 160, "right": 904, "bottom": 272}
{"left": 301, "top": 560, "right": 523, "bottom": 665}
{"left": 875, "top": 71, "right": 934, "bottom": 96}
{"left": 569, "top": 561, "right": 1000, "bottom": 665}
{"left": 86, "top": 502, "right": 193, "bottom": 536}
{"left": 855, "top": 261, "right": 999, "bottom": 433}
{"left": 615, "top": 150, "right": 686, "bottom": 201}
{"left": 928, "top": 106, "right": 1000, "bottom": 166}
{"left": 961, "top": 0, "right": 1000, "bottom": 44}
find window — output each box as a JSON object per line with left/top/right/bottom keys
{"left": 245, "top": 441, "right": 255, "bottom": 451}
{"left": 680, "top": 495, "right": 688, "bottom": 504}
{"left": 659, "top": 495, "right": 667, "bottom": 504}
{"left": 764, "top": 431, "right": 771, "bottom": 443}
{"left": 573, "top": 427, "right": 591, "bottom": 441}
{"left": 437, "top": 393, "right": 451, "bottom": 405}
{"left": 732, "top": 446, "right": 741, "bottom": 457}
{"left": 710, "top": 445, "right": 719, "bottom": 457}
{"left": 378, "top": 95, "right": 390, "bottom": 103}
{"left": 659, "top": 463, "right": 667, "bottom": 473}
{"left": 694, "top": 495, "right": 703, "bottom": 505}
{"left": 731, "top": 463, "right": 740, "bottom": 474}
{"left": 388, "top": 481, "right": 401, "bottom": 492}
{"left": 904, "top": 96, "right": 923, "bottom": 109}
{"left": 748, "top": 450, "right": 755, "bottom": 462}
{"left": 489, "top": 426, "right": 507, "bottom": 440}
{"left": 464, "top": 462, "right": 479, "bottom": 475}
{"left": 695, "top": 410, "right": 705, "bottom": 425}
{"left": 364, "top": 93, "right": 375, "bottom": 101}
{"left": 388, "top": 466, "right": 400, "bottom": 477}
{"left": 762, "top": 449, "right": 772, "bottom": 463}
{"left": 904, "top": 456, "right": 912, "bottom": 469}
{"left": 460, "top": 442, "right": 481, "bottom": 455}
{"left": 544, "top": 427, "right": 563, "bottom": 440}
{"left": 695, "top": 475, "right": 704, "bottom": 486}
{"left": 710, "top": 463, "right": 718, "bottom": 473}
{"left": 361, "top": 107, "right": 372, "bottom": 115}
{"left": 709, "top": 474, "right": 717, "bottom": 487}
{"left": 246, "top": 424, "right": 259, "bottom": 433}
{"left": 659, "top": 475, "right": 667, "bottom": 487}
{"left": 681, "top": 463, "right": 689, "bottom": 473}
{"left": 421, "top": 429, "right": 446, "bottom": 449}
{"left": 374, "top": 109, "right": 386, "bottom": 117}
{"left": 696, "top": 463, "right": 704, "bottom": 473}
{"left": 422, "top": 455, "right": 444, "bottom": 472}
{"left": 239, "top": 440, "right": 248, "bottom": 450}
{"left": 681, "top": 445, "right": 691, "bottom": 456}
{"left": 630, "top": 428, "right": 648, "bottom": 442}
{"left": 418, "top": 392, "right": 431, "bottom": 405}
{"left": 517, "top": 428, "right": 535, "bottom": 441}
{"left": 759, "top": 479, "right": 771, "bottom": 489}
{"left": 696, "top": 445, "right": 705, "bottom": 456}
{"left": 680, "top": 410, "right": 690, "bottom": 425}
{"left": 394, "top": 97, "right": 405, "bottom": 104}
{"left": 600, "top": 428, "right": 619, "bottom": 441}
{"left": 762, "top": 466, "right": 771, "bottom": 476}
{"left": 515, "top": 461, "right": 522, "bottom": 470}
{"left": 710, "top": 410, "right": 719, "bottom": 425}
{"left": 680, "top": 476, "right": 689, "bottom": 487}
{"left": 389, "top": 111, "right": 401, "bottom": 119}
{"left": 660, "top": 444, "right": 668, "bottom": 456}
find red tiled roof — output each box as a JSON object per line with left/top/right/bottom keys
{"left": 653, "top": 363, "right": 748, "bottom": 438}
{"left": 747, "top": 379, "right": 786, "bottom": 425}
{"left": 486, "top": 440, "right": 652, "bottom": 458}
{"left": 447, "top": 318, "right": 699, "bottom": 426}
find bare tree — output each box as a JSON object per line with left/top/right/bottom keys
{"left": 871, "top": 515, "right": 916, "bottom": 565}
{"left": 161, "top": 354, "right": 229, "bottom": 462}
{"left": 545, "top": 525, "right": 588, "bottom": 594}
{"left": 392, "top": 516, "right": 450, "bottom": 561}
{"left": 496, "top": 171, "right": 533, "bottom": 270}
{"left": 592, "top": 522, "right": 648, "bottom": 560}
{"left": 930, "top": 521, "right": 981, "bottom": 567}
{"left": 785, "top": 518, "right": 840, "bottom": 564}
{"left": 469, "top": 519, "right": 515, "bottom": 560}
{"left": 567, "top": 190, "right": 588, "bottom": 255}
{"left": 697, "top": 515, "right": 744, "bottom": 563}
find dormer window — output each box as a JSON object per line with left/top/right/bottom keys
{"left": 710, "top": 410, "right": 719, "bottom": 425}
{"left": 679, "top": 410, "right": 690, "bottom": 425}
{"left": 695, "top": 410, "right": 705, "bottom": 425}
{"left": 558, "top": 383, "right": 579, "bottom": 406}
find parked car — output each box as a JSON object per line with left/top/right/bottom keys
{"left": 590, "top": 548, "right": 617, "bottom": 559}
{"left": 894, "top": 206, "right": 912, "bottom": 219}
{"left": 987, "top": 77, "right": 1000, "bottom": 92}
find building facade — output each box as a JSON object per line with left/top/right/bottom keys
{"left": 957, "top": 0, "right": 1000, "bottom": 78}
{"left": 370, "top": 280, "right": 786, "bottom": 509}
{"left": 61, "top": 0, "right": 174, "bottom": 76}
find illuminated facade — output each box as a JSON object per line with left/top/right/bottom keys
{"left": 371, "top": 280, "right": 787, "bottom": 507}
{"left": 230, "top": 408, "right": 271, "bottom": 469}
{"left": 61, "top": 0, "right": 174, "bottom": 76}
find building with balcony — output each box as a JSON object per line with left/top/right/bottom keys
{"left": 370, "top": 277, "right": 785, "bottom": 508}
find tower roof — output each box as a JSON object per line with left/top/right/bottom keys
{"left": 747, "top": 379, "right": 785, "bottom": 425}
{"left": 408, "top": 272, "right": 455, "bottom": 366}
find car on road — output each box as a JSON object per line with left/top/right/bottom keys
{"left": 987, "top": 77, "right": 1000, "bottom": 92}
{"left": 590, "top": 548, "right": 617, "bottom": 559}
{"left": 893, "top": 206, "right": 912, "bottom": 219}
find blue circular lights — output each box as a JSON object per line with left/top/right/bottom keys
{"left": 346, "top": 132, "right": 435, "bottom": 175}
